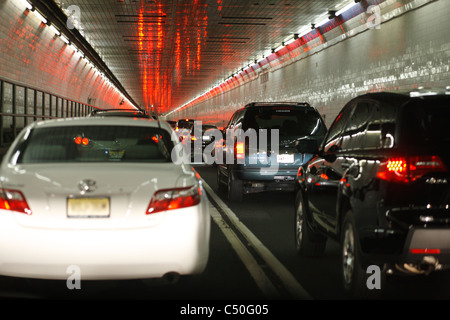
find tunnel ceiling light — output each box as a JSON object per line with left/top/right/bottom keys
{"left": 60, "top": 34, "right": 70, "bottom": 44}
{"left": 274, "top": 43, "right": 285, "bottom": 52}
{"left": 315, "top": 14, "right": 331, "bottom": 28}
{"left": 336, "top": 1, "right": 358, "bottom": 16}
{"left": 19, "top": 0, "right": 33, "bottom": 10}
{"left": 32, "top": 9, "right": 48, "bottom": 24}
{"left": 49, "top": 24, "right": 61, "bottom": 36}
{"left": 297, "top": 26, "right": 310, "bottom": 37}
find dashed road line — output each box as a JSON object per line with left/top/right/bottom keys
{"left": 202, "top": 179, "right": 312, "bottom": 300}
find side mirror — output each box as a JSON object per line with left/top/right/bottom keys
{"left": 322, "top": 144, "right": 339, "bottom": 163}
{"left": 295, "top": 138, "right": 319, "bottom": 154}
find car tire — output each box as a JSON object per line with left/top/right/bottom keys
{"left": 341, "top": 210, "right": 384, "bottom": 299}
{"left": 227, "top": 169, "right": 243, "bottom": 202}
{"left": 294, "top": 190, "right": 326, "bottom": 256}
{"left": 217, "top": 167, "right": 226, "bottom": 193}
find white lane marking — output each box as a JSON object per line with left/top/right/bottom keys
{"left": 203, "top": 180, "right": 312, "bottom": 300}
{"left": 208, "top": 203, "right": 280, "bottom": 298}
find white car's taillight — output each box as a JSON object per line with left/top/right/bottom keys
{"left": 0, "top": 188, "right": 32, "bottom": 215}
{"left": 146, "top": 185, "right": 201, "bottom": 214}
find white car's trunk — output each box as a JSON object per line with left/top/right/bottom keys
{"left": 2, "top": 162, "right": 196, "bottom": 229}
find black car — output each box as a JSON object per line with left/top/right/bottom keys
{"left": 167, "top": 120, "right": 177, "bottom": 129}
{"left": 188, "top": 123, "right": 219, "bottom": 162}
{"left": 294, "top": 90, "right": 450, "bottom": 297}
{"left": 217, "top": 102, "right": 326, "bottom": 201}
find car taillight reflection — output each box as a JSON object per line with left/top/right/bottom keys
{"left": 0, "top": 189, "right": 32, "bottom": 215}
{"left": 377, "top": 155, "right": 448, "bottom": 183}
{"left": 75, "top": 136, "right": 89, "bottom": 146}
{"left": 146, "top": 185, "right": 201, "bottom": 214}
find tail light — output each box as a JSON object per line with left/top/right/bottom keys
{"left": 146, "top": 185, "right": 201, "bottom": 214}
{"left": 0, "top": 188, "right": 32, "bottom": 215}
{"left": 377, "top": 155, "right": 448, "bottom": 183}
{"left": 410, "top": 248, "right": 440, "bottom": 254}
{"left": 235, "top": 141, "right": 245, "bottom": 159}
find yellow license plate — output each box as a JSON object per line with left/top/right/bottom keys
{"left": 67, "top": 198, "right": 110, "bottom": 218}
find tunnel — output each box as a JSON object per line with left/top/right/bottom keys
{"left": 0, "top": 0, "right": 448, "bottom": 144}
{"left": 1, "top": 0, "right": 450, "bottom": 303}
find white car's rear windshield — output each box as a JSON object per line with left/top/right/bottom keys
{"left": 13, "top": 125, "right": 174, "bottom": 163}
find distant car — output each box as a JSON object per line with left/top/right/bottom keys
{"left": 187, "top": 123, "right": 219, "bottom": 163}
{"left": 167, "top": 120, "right": 177, "bottom": 129}
{"left": 217, "top": 102, "right": 327, "bottom": 201}
{"left": 0, "top": 117, "right": 210, "bottom": 282}
{"left": 295, "top": 90, "right": 450, "bottom": 297}
{"left": 176, "top": 119, "right": 195, "bottom": 134}
{"left": 89, "top": 108, "right": 151, "bottom": 119}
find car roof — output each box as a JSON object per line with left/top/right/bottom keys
{"left": 30, "top": 116, "right": 171, "bottom": 131}
{"left": 244, "top": 102, "right": 312, "bottom": 109}
{"left": 90, "top": 108, "right": 150, "bottom": 117}
{"left": 353, "top": 89, "right": 450, "bottom": 105}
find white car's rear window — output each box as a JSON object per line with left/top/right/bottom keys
{"left": 14, "top": 125, "right": 173, "bottom": 163}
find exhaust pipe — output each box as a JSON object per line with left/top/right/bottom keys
{"left": 396, "top": 256, "right": 441, "bottom": 275}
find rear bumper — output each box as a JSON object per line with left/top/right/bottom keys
{"left": 234, "top": 165, "right": 298, "bottom": 181}
{"left": 359, "top": 226, "right": 450, "bottom": 265}
{"left": 0, "top": 205, "right": 210, "bottom": 280}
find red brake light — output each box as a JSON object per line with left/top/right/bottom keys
{"left": 146, "top": 185, "right": 201, "bottom": 214}
{"left": 82, "top": 137, "right": 89, "bottom": 146}
{"left": 0, "top": 189, "right": 32, "bottom": 215}
{"left": 74, "top": 136, "right": 82, "bottom": 145}
{"left": 235, "top": 141, "right": 245, "bottom": 159}
{"left": 410, "top": 248, "right": 440, "bottom": 254}
{"left": 377, "top": 156, "right": 448, "bottom": 183}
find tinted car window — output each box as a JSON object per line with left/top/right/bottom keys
{"left": 243, "top": 107, "right": 326, "bottom": 136}
{"left": 341, "top": 101, "right": 373, "bottom": 151}
{"left": 401, "top": 97, "right": 450, "bottom": 148}
{"left": 362, "top": 104, "right": 382, "bottom": 149}
{"left": 323, "top": 103, "right": 354, "bottom": 152}
{"left": 177, "top": 119, "right": 194, "bottom": 130}
{"left": 14, "top": 126, "right": 173, "bottom": 163}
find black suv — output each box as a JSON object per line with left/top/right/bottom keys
{"left": 295, "top": 90, "right": 450, "bottom": 297}
{"left": 217, "top": 102, "right": 326, "bottom": 201}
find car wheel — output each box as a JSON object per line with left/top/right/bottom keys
{"left": 227, "top": 169, "right": 243, "bottom": 202}
{"left": 217, "top": 167, "right": 226, "bottom": 193}
{"left": 341, "top": 210, "right": 383, "bottom": 298}
{"left": 294, "top": 190, "right": 326, "bottom": 256}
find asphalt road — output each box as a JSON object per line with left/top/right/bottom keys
{"left": 193, "top": 164, "right": 450, "bottom": 301}
{"left": 0, "top": 159, "right": 449, "bottom": 303}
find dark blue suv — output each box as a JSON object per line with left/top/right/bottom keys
{"left": 217, "top": 102, "right": 326, "bottom": 201}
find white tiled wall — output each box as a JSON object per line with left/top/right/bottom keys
{"left": 174, "top": 0, "right": 450, "bottom": 127}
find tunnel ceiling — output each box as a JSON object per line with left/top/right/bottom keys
{"left": 51, "top": 0, "right": 349, "bottom": 116}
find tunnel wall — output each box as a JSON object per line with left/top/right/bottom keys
{"left": 172, "top": 0, "right": 449, "bottom": 128}
{"left": 0, "top": 0, "right": 135, "bottom": 114}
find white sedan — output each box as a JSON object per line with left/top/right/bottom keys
{"left": 0, "top": 117, "right": 210, "bottom": 281}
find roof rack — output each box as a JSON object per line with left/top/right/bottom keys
{"left": 244, "top": 102, "right": 311, "bottom": 108}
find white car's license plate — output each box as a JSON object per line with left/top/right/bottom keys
{"left": 277, "top": 154, "right": 294, "bottom": 163}
{"left": 67, "top": 197, "right": 110, "bottom": 218}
